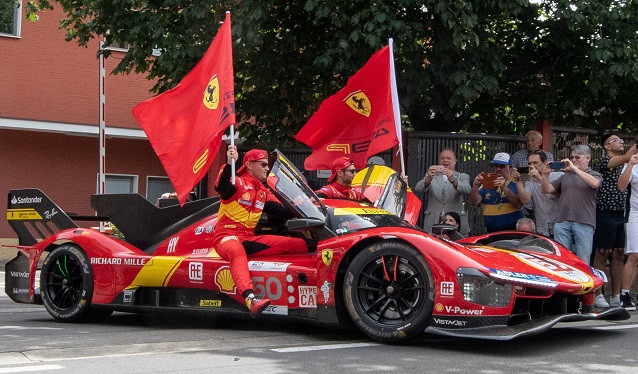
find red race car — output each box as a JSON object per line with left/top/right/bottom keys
{"left": 4, "top": 150, "right": 629, "bottom": 343}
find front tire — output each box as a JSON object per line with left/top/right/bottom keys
{"left": 343, "top": 241, "right": 434, "bottom": 343}
{"left": 41, "top": 244, "right": 97, "bottom": 322}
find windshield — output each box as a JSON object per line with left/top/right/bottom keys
{"left": 328, "top": 206, "right": 412, "bottom": 235}
{"left": 266, "top": 151, "right": 326, "bottom": 221}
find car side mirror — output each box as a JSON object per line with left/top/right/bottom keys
{"left": 286, "top": 217, "right": 325, "bottom": 232}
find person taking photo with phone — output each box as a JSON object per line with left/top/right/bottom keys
{"left": 540, "top": 145, "right": 602, "bottom": 265}
{"left": 517, "top": 150, "right": 562, "bottom": 237}
{"left": 415, "top": 149, "right": 471, "bottom": 235}
{"left": 470, "top": 152, "right": 524, "bottom": 232}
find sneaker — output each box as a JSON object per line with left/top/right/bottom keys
{"left": 610, "top": 294, "right": 621, "bottom": 307}
{"left": 245, "top": 293, "right": 271, "bottom": 317}
{"left": 620, "top": 292, "right": 637, "bottom": 311}
{"left": 594, "top": 294, "right": 610, "bottom": 308}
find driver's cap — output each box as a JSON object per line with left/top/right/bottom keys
{"left": 328, "top": 157, "right": 354, "bottom": 182}
{"left": 237, "top": 148, "right": 268, "bottom": 174}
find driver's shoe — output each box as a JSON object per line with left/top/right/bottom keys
{"left": 246, "top": 294, "right": 270, "bottom": 317}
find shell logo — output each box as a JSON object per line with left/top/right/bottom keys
{"left": 214, "top": 266, "right": 236, "bottom": 294}
{"left": 434, "top": 303, "right": 444, "bottom": 312}
{"left": 242, "top": 192, "right": 251, "bottom": 201}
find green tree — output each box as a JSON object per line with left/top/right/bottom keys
{"left": 26, "top": 0, "right": 638, "bottom": 147}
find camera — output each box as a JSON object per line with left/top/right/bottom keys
{"left": 516, "top": 166, "right": 529, "bottom": 174}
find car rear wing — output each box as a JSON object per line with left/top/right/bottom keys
{"left": 7, "top": 189, "right": 79, "bottom": 245}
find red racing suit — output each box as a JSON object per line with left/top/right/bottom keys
{"left": 315, "top": 182, "right": 365, "bottom": 201}
{"left": 212, "top": 164, "right": 308, "bottom": 297}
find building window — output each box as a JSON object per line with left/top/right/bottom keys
{"left": 147, "top": 176, "right": 173, "bottom": 203}
{"left": 0, "top": 0, "right": 21, "bottom": 37}
{"left": 105, "top": 41, "right": 130, "bottom": 52}
{"left": 102, "top": 174, "right": 138, "bottom": 194}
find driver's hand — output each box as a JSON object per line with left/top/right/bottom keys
{"left": 227, "top": 145, "right": 238, "bottom": 164}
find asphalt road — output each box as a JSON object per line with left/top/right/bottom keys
{"left": 2, "top": 271, "right": 638, "bottom": 374}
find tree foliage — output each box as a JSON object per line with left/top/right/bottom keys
{"left": 26, "top": 0, "right": 638, "bottom": 146}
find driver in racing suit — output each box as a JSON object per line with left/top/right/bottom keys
{"left": 315, "top": 157, "right": 365, "bottom": 200}
{"left": 213, "top": 146, "right": 309, "bottom": 317}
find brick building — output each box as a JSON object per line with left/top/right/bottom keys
{"left": 0, "top": 2, "right": 177, "bottom": 237}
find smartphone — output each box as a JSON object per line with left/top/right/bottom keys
{"left": 516, "top": 166, "right": 529, "bottom": 174}
{"left": 549, "top": 161, "right": 565, "bottom": 170}
{"left": 482, "top": 173, "right": 498, "bottom": 189}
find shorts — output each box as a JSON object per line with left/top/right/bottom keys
{"left": 594, "top": 210, "right": 625, "bottom": 249}
{"left": 626, "top": 221, "right": 638, "bottom": 254}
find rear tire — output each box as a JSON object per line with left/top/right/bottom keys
{"left": 343, "top": 241, "right": 434, "bottom": 343}
{"left": 40, "top": 244, "right": 102, "bottom": 322}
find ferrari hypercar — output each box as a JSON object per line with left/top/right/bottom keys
{"left": 4, "top": 151, "right": 629, "bottom": 343}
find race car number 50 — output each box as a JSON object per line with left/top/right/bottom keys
{"left": 252, "top": 276, "right": 283, "bottom": 301}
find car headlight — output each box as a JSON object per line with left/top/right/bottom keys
{"left": 456, "top": 267, "right": 512, "bottom": 307}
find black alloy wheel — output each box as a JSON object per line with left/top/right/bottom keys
{"left": 344, "top": 241, "right": 434, "bottom": 343}
{"left": 41, "top": 244, "right": 99, "bottom": 322}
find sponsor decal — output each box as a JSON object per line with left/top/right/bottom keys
{"left": 123, "top": 258, "right": 146, "bottom": 266}
{"left": 203, "top": 74, "right": 220, "bottom": 109}
{"left": 12, "top": 288, "right": 29, "bottom": 295}
{"left": 513, "top": 253, "right": 592, "bottom": 284}
{"left": 7, "top": 208, "right": 42, "bottom": 220}
{"left": 320, "top": 280, "right": 331, "bottom": 303}
{"left": 255, "top": 201, "right": 264, "bottom": 210}
{"left": 321, "top": 250, "right": 333, "bottom": 266}
{"left": 195, "top": 226, "right": 204, "bottom": 235}
{"left": 440, "top": 281, "right": 454, "bottom": 297}
{"left": 263, "top": 305, "right": 288, "bottom": 316}
{"left": 167, "top": 237, "right": 179, "bottom": 253}
{"left": 205, "top": 225, "right": 213, "bottom": 234}
{"left": 123, "top": 290, "right": 134, "bottom": 303}
{"left": 9, "top": 271, "right": 29, "bottom": 278}
{"left": 91, "top": 258, "right": 122, "bottom": 265}
{"left": 90, "top": 258, "right": 146, "bottom": 266}
{"left": 490, "top": 268, "right": 557, "bottom": 286}
{"left": 344, "top": 90, "right": 371, "bottom": 117}
{"left": 192, "top": 248, "right": 209, "bottom": 256}
{"left": 200, "top": 299, "right": 222, "bottom": 307}
{"left": 248, "top": 261, "right": 291, "bottom": 272}
{"left": 435, "top": 303, "right": 444, "bottom": 312}
{"left": 432, "top": 317, "right": 468, "bottom": 327}
{"left": 189, "top": 262, "right": 203, "bottom": 281}
{"left": 220, "top": 235, "right": 238, "bottom": 244}
{"left": 215, "top": 266, "right": 236, "bottom": 294}
{"left": 44, "top": 208, "right": 58, "bottom": 220}
{"left": 10, "top": 196, "right": 42, "bottom": 205}
{"left": 444, "top": 305, "right": 484, "bottom": 315}
{"left": 298, "top": 286, "right": 317, "bottom": 308}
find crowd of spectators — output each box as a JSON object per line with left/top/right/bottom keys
{"left": 414, "top": 130, "right": 638, "bottom": 310}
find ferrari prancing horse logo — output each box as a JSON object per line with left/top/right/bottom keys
{"left": 344, "top": 90, "right": 371, "bottom": 117}
{"left": 322, "top": 249, "right": 333, "bottom": 266}
{"left": 203, "top": 74, "right": 220, "bottom": 109}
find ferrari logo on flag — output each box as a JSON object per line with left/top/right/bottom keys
{"left": 203, "top": 75, "right": 220, "bottom": 109}
{"left": 344, "top": 90, "right": 371, "bottom": 117}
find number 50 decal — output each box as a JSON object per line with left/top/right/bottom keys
{"left": 252, "top": 276, "right": 283, "bottom": 300}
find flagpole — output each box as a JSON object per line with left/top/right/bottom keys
{"left": 388, "top": 38, "right": 405, "bottom": 178}
{"left": 230, "top": 124, "right": 236, "bottom": 184}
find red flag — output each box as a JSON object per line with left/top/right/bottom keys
{"left": 295, "top": 46, "right": 399, "bottom": 170}
{"left": 133, "top": 13, "right": 235, "bottom": 205}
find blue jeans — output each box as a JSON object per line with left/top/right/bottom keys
{"left": 553, "top": 221, "right": 595, "bottom": 264}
